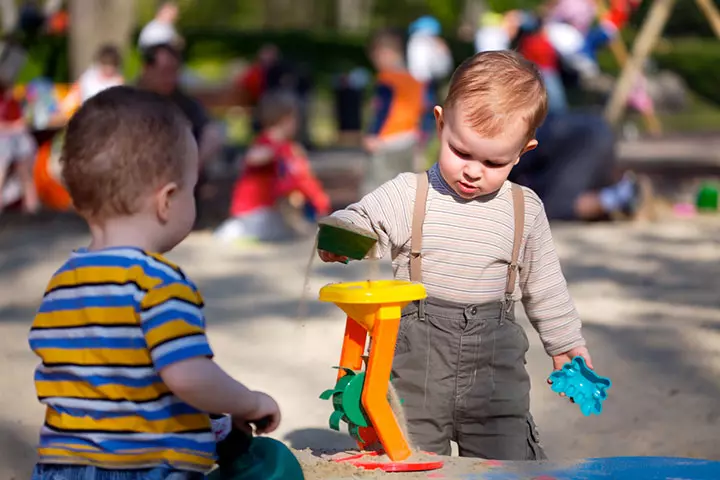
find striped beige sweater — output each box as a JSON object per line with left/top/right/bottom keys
{"left": 333, "top": 164, "right": 585, "bottom": 356}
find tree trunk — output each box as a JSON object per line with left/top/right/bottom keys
{"left": 458, "top": 0, "right": 485, "bottom": 41}
{"left": 68, "top": 0, "right": 135, "bottom": 79}
{"left": 336, "top": 0, "right": 374, "bottom": 33}
{"left": 0, "top": 0, "right": 17, "bottom": 34}
{"left": 263, "top": 0, "right": 293, "bottom": 29}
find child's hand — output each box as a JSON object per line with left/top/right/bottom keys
{"left": 550, "top": 346, "right": 593, "bottom": 372}
{"left": 318, "top": 249, "right": 349, "bottom": 264}
{"left": 288, "top": 191, "right": 306, "bottom": 209}
{"left": 547, "top": 346, "right": 593, "bottom": 399}
{"left": 233, "top": 391, "right": 281, "bottom": 435}
{"left": 363, "top": 136, "right": 380, "bottom": 153}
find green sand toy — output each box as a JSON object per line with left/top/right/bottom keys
{"left": 696, "top": 183, "right": 719, "bottom": 212}
{"left": 317, "top": 217, "right": 378, "bottom": 261}
{"left": 208, "top": 426, "right": 304, "bottom": 480}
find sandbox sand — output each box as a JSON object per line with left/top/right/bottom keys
{"left": 293, "top": 448, "right": 495, "bottom": 479}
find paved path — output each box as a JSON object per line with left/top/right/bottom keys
{"left": 1, "top": 214, "right": 719, "bottom": 479}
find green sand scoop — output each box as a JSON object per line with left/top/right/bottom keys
{"left": 317, "top": 217, "right": 378, "bottom": 261}
{"left": 208, "top": 425, "right": 304, "bottom": 480}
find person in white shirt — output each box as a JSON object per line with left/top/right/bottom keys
{"left": 77, "top": 44, "right": 124, "bottom": 103}
{"left": 138, "top": 1, "right": 182, "bottom": 51}
{"left": 406, "top": 16, "right": 453, "bottom": 165}
{"left": 406, "top": 16, "right": 452, "bottom": 84}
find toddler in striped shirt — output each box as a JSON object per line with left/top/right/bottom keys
{"left": 29, "top": 86, "right": 280, "bottom": 480}
{"left": 319, "top": 51, "right": 593, "bottom": 460}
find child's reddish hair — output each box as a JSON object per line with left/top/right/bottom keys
{"left": 444, "top": 50, "right": 548, "bottom": 142}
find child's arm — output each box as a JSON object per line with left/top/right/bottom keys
{"left": 160, "top": 358, "right": 280, "bottom": 433}
{"left": 320, "top": 174, "right": 414, "bottom": 261}
{"left": 519, "top": 206, "right": 591, "bottom": 369}
{"left": 141, "top": 281, "right": 280, "bottom": 433}
{"left": 243, "top": 145, "right": 274, "bottom": 166}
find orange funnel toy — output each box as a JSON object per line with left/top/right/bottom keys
{"left": 319, "top": 280, "right": 443, "bottom": 472}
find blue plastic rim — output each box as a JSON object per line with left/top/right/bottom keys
{"left": 549, "top": 356, "right": 612, "bottom": 416}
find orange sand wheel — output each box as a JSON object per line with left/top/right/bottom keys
{"left": 319, "top": 280, "right": 444, "bottom": 473}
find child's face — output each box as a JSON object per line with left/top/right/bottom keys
{"left": 154, "top": 128, "right": 199, "bottom": 252}
{"left": 434, "top": 105, "right": 537, "bottom": 199}
{"left": 99, "top": 62, "right": 119, "bottom": 79}
{"left": 276, "top": 112, "right": 298, "bottom": 139}
{"left": 370, "top": 46, "right": 400, "bottom": 70}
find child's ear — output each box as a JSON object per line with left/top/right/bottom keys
{"left": 434, "top": 106, "right": 444, "bottom": 135}
{"left": 521, "top": 139, "right": 538, "bottom": 155}
{"left": 514, "top": 139, "right": 538, "bottom": 165}
{"left": 155, "top": 181, "right": 179, "bottom": 223}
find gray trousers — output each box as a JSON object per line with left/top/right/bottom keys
{"left": 392, "top": 298, "right": 546, "bottom": 460}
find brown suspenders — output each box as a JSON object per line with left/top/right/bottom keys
{"left": 409, "top": 172, "right": 525, "bottom": 299}
{"left": 410, "top": 172, "right": 430, "bottom": 283}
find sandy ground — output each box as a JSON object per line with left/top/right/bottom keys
{"left": 1, "top": 214, "right": 719, "bottom": 479}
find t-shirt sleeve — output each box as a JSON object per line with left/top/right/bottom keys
{"left": 519, "top": 204, "right": 585, "bottom": 356}
{"left": 174, "top": 93, "right": 210, "bottom": 143}
{"left": 139, "top": 280, "right": 213, "bottom": 371}
{"left": 188, "top": 99, "right": 210, "bottom": 142}
{"left": 367, "top": 83, "right": 393, "bottom": 136}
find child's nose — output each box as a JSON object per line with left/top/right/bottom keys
{"left": 463, "top": 164, "right": 483, "bottom": 181}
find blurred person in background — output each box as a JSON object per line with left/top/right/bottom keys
{"left": 137, "top": 44, "right": 224, "bottom": 211}
{"left": 363, "top": 29, "right": 423, "bottom": 193}
{"left": 215, "top": 92, "right": 329, "bottom": 243}
{"left": 138, "top": 1, "right": 183, "bottom": 52}
{"left": 68, "top": 44, "right": 124, "bottom": 106}
{"left": 0, "top": 79, "right": 39, "bottom": 214}
{"left": 406, "top": 15, "right": 453, "bottom": 166}
{"left": 508, "top": 113, "right": 652, "bottom": 221}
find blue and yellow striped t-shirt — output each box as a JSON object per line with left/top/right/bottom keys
{"left": 29, "top": 247, "right": 216, "bottom": 473}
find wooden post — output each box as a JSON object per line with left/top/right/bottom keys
{"left": 68, "top": 0, "right": 136, "bottom": 80}
{"left": 695, "top": 0, "right": 720, "bottom": 39}
{"left": 597, "top": 0, "right": 662, "bottom": 136}
{"left": 604, "top": 0, "right": 676, "bottom": 126}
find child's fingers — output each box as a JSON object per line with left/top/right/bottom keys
{"left": 317, "top": 250, "right": 333, "bottom": 262}
{"left": 256, "top": 414, "right": 281, "bottom": 435}
{"left": 318, "top": 250, "right": 349, "bottom": 264}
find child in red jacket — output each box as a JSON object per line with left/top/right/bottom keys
{"left": 215, "top": 92, "right": 329, "bottom": 242}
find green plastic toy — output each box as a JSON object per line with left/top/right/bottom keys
{"left": 696, "top": 183, "right": 719, "bottom": 212}
{"left": 207, "top": 426, "right": 304, "bottom": 480}
{"left": 317, "top": 217, "right": 378, "bottom": 261}
{"left": 320, "top": 367, "right": 402, "bottom": 445}
{"left": 320, "top": 367, "right": 373, "bottom": 443}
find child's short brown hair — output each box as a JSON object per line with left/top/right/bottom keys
{"left": 61, "top": 86, "right": 192, "bottom": 220}
{"left": 444, "top": 51, "right": 548, "bottom": 143}
{"left": 257, "top": 92, "right": 296, "bottom": 129}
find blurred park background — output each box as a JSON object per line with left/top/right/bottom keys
{"left": 0, "top": 0, "right": 720, "bottom": 479}
{"left": 5, "top": 0, "right": 720, "bottom": 146}
{"left": 0, "top": 3, "right": 720, "bottom": 478}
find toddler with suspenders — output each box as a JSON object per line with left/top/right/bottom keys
{"left": 319, "top": 51, "right": 593, "bottom": 460}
